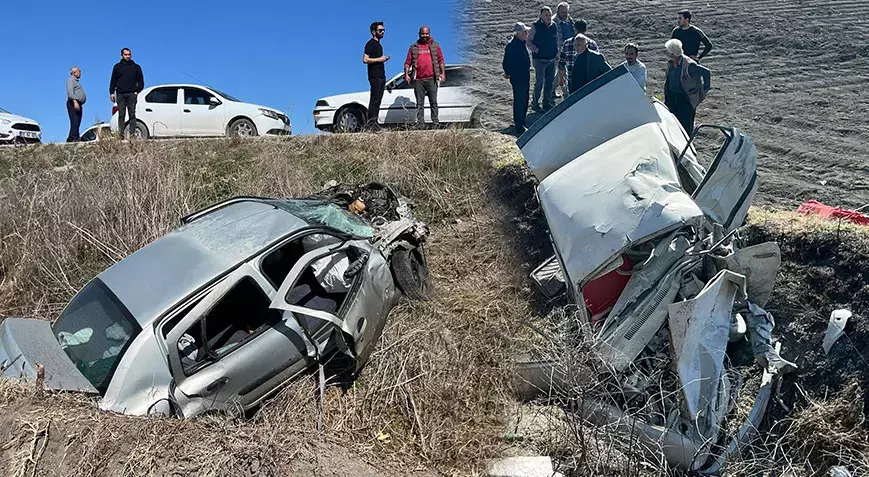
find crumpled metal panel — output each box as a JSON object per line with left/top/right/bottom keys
{"left": 537, "top": 123, "right": 704, "bottom": 292}
{"left": 668, "top": 270, "right": 746, "bottom": 434}
{"left": 691, "top": 130, "right": 758, "bottom": 233}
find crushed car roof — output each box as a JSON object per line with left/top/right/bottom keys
{"left": 99, "top": 200, "right": 307, "bottom": 325}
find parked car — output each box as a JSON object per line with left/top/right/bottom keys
{"left": 0, "top": 183, "right": 429, "bottom": 418}
{"left": 81, "top": 122, "right": 111, "bottom": 142}
{"left": 0, "top": 107, "right": 41, "bottom": 144}
{"left": 313, "top": 64, "right": 481, "bottom": 132}
{"left": 110, "top": 84, "right": 291, "bottom": 139}
{"left": 516, "top": 65, "right": 792, "bottom": 474}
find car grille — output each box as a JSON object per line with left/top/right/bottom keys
{"left": 12, "top": 123, "right": 40, "bottom": 132}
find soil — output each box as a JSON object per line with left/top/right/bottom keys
{"left": 461, "top": 0, "right": 869, "bottom": 210}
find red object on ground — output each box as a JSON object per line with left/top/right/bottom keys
{"left": 584, "top": 255, "right": 633, "bottom": 321}
{"left": 797, "top": 200, "right": 869, "bottom": 226}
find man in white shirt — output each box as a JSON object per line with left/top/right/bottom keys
{"left": 622, "top": 42, "right": 646, "bottom": 91}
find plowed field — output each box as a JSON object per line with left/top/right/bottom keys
{"left": 462, "top": 0, "right": 869, "bottom": 210}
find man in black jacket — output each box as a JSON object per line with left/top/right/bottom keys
{"left": 526, "top": 6, "right": 558, "bottom": 112}
{"left": 568, "top": 35, "right": 611, "bottom": 93}
{"left": 109, "top": 48, "right": 144, "bottom": 138}
{"left": 503, "top": 22, "right": 532, "bottom": 135}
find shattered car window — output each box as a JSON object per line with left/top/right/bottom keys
{"left": 271, "top": 199, "right": 374, "bottom": 238}
{"left": 53, "top": 279, "right": 142, "bottom": 394}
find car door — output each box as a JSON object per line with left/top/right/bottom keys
{"left": 436, "top": 66, "right": 474, "bottom": 123}
{"left": 686, "top": 126, "right": 758, "bottom": 234}
{"left": 267, "top": 236, "right": 392, "bottom": 367}
{"left": 181, "top": 87, "right": 226, "bottom": 136}
{"left": 164, "top": 264, "right": 311, "bottom": 417}
{"left": 381, "top": 75, "right": 416, "bottom": 124}
{"left": 142, "top": 87, "right": 182, "bottom": 137}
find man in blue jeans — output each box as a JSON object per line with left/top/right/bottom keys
{"left": 109, "top": 48, "right": 144, "bottom": 138}
{"left": 526, "top": 6, "right": 558, "bottom": 112}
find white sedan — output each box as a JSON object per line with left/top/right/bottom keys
{"left": 110, "top": 84, "right": 291, "bottom": 139}
{"left": 313, "top": 64, "right": 481, "bottom": 132}
{"left": 0, "top": 107, "right": 41, "bottom": 144}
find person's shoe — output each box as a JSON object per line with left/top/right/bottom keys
{"left": 514, "top": 125, "right": 527, "bottom": 135}
{"left": 555, "top": 90, "right": 563, "bottom": 98}
{"left": 531, "top": 104, "right": 543, "bottom": 113}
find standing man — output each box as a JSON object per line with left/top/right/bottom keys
{"left": 622, "top": 43, "right": 647, "bottom": 91}
{"left": 527, "top": 6, "right": 558, "bottom": 112}
{"left": 567, "top": 34, "right": 611, "bottom": 93}
{"left": 363, "top": 22, "right": 390, "bottom": 131}
{"left": 552, "top": 2, "right": 575, "bottom": 99}
{"left": 404, "top": 26, "right": 445, "bottom": 129}
{"left": 109, "top": 48, "right": 144, "bottom": 138}
{"left": 664, "top": 39, "right": 711, "bottom": 134}
{"left": 671, "top": 10, "right": 713, "bottom": 61}
{"left": 66, "top": 66, "right": 86, "bottom": 142}
{"left": 503, "top": 22, "right": 532, "bottom": 135}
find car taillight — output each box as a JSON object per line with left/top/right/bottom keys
{"left": 112, "top": 105, "right": 118, "bottom": 115}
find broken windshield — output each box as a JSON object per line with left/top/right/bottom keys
{"left": 52, "top": 278, "right": 141, "bottom": 394}
{"left": 271, "top": 199, "right": 374, "bottom": 238}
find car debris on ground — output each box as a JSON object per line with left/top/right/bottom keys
{"left": 515, "top": 65, "right": 795, "bottom": 473}
{"left": 822, "top": 309, "right": 852, "bottom": 355}
{"left": 0, "top": 182, "right": 430, "bottom": 418}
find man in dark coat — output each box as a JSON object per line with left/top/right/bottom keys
{"left": 568, "top": 35, "right": 612, "bottom": 93}
{"left": 503, "top": 22, "right": 532, "bottom": 135}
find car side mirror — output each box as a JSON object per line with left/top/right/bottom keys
{"left": 386, "top": 84, "right": 394, "bottom": 93}
{"left": 209, "top": 97, "right": 221, "bottom": 106}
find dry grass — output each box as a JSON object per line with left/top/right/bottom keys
{"left": 0, "top": 130, "right": 533, "bottom": 476}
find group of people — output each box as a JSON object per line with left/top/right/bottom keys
{"left": 502, "top": 3, "right": 713, "bottom": 135}
{"left": 65, "top": 48, "right": 145, "bottom": 142}
{"left": 362, "top": 22, "right": 446, "bottom": 131}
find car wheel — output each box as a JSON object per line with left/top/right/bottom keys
{"left": 470, "top": 106, "right": 490, "bottom": 129}
{"left": 391, "top": 248, "right": 431, "bottom": 300}
{"left": 228, "top": 118, "right": 258, "bottom": 137}
{"left": 334, "top": 107, "right": 365, "bottom": 133}
{"left": 131, "top": 121, "right": 150, "bottom": 140}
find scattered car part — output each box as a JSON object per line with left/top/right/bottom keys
{"left": 822, "top": 309, "right": 852, "bottom": 355}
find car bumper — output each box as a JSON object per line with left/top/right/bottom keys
{"left": 0, "top": 124, "right": 41, "bottom": 143}
{"left": 253, "top": 115, "right": 291, "bottom": 136}
{"left": 313, "top": 107, "right": 337, "bottom": 129}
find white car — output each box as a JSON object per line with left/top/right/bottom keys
{"left": 81, "top": 122, "right": 111, "bottom": 142}
{"left": 110, "top": 84, "right": 291, "bottom": 139}
{"left": 0, "top": 107, "right": 41, "bottom": 144}
{"left": 313, "top": 64, "right": 481, "bottom": 132}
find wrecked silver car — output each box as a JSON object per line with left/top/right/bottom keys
{"left": 0, "top": 183, "right": 430, "bottom": 418}
{"left": 517, "top": 66, "right": 793, "bottom": 473}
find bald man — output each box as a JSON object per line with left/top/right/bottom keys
{"left": 66, "top": 66, "right": 86, "bottom": 142}
{"left": 404, "top": 26, "right": 445, "bottom": 128}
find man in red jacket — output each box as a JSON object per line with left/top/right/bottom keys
{"left": 404, "top": 26, "right": 445, "bottom": 129}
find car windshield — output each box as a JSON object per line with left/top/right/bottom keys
{"left": 210, "top": 88, "right": 240, "bottom": 102}
{"left": 52, "top": 278, "right": 141, "bottom": 394}
{"left": 271, "top": 199, "right": 374, "bottom": 238}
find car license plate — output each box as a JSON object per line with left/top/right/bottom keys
{"left": 16, "top": 131, "right": 36, "bottom": 138}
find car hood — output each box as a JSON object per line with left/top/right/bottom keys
{"left": 0, "top": 112, "right": 38, "bottom": 124}
{"left": 0, "top": 318, "right": 98, "bottom": 393}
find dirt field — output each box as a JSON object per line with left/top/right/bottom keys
{"left": 462, "top": 0, "right": 869, "bottom": 210}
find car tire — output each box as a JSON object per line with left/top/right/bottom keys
{"left": 131, "top": 121, "right": 150, "bottom": 140}
{"left": 228, "top": 118, "right": 258, "bottom": 138}
{"left": 391, "top": 248, "right": 431, "bottom": 300}
{"left": 334, "top": 107, "right": 365, "bottom": 133}
{"left": 470, "top": 106, "right": 489, "bottom": 129}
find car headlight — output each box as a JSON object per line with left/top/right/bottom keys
{"left": 0, "top": 119, "right": 11, "bottom": 125}
{"left": 259, "top": 109, "right": 281, "bottom": 120}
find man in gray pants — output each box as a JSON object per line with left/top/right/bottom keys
{"left": 109, "top": 48, "right": 144, "bottom": 138}
{"left": 66, "top": 66, "right": 86, "bottom": 142}
{"left": 527, "top": 6, "right": 559, "bottom": 112}
{"left": 404, "top": 26, "right": 446, "bottom": 128}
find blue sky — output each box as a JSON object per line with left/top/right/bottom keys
{"left": 1, "top": 0, "right": 462, "bottom": 142}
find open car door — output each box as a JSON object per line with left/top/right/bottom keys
{"left": 165, "top": 264, "right": 309, "bottom": 417}
{"left": 683, "top": 125, "right": 758, "bottom": 234}
{"left": 269, "top": 238, "right": 393, "bottom": 370}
